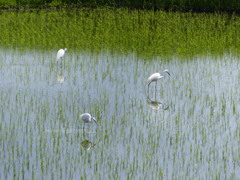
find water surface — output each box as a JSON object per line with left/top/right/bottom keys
{"left": 0, "top": 49, "right": 240, "bottom": 179}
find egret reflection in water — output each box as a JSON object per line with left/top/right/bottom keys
{"left": 147, "top": 96, "right": 169, "bottom": 110}
{"left": 80, "top": 125, "right": 98, "bottom": 151}
{"left": 57, "top": 74, "right": 65, "bottom": 84}
{"left": 81, "top": 139, "right": 96, "bottom": 150}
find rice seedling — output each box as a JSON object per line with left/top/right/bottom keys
{"left": 0, "top": 8, "right": 240, "bottom": 58}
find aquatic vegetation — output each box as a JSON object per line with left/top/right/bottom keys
{"left": 0, "top": 8, "right": 240, "bottom": 58}
{"left": 0, "top": 48, "right": 239, "bottom": 179}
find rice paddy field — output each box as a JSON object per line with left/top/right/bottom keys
{"left": 0, "top": 8, "right": 240, "bottom": 179}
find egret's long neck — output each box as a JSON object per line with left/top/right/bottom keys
{"left": 148, "top": 80, "right": 153, "bottom": 86}
{"left": 163, "top": 71, "right": 170, "bottom": 76}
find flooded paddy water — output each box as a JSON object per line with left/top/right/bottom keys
{"left": 0, "top": 49, "right": 239, "bottom": 179}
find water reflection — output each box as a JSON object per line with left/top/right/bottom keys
{"left": 81, "top": 139, "right": 96, "bottom": 150}
{"left": 57, "top": 74, "right": 65, "bottom": 84}
{"left": 147, "top": 96, "right": 169, "bottom": 110}
{"left": 55, "top": 64, "right": 65, "bottom": 84}
{"left": 80, "top": 125, "right": 98, "bottom": 151}
{"left": 147, "top": 99, "right": 169, "bottom": 110}
{"left": 1, "top": 49, "right": 240, "bottom": 179}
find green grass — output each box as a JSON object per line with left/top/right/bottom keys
{"left": 0, "top": 8, "right": 240, "bottom": 58}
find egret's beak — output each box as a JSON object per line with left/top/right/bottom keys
{"left": 162, "top": 105, "right": 170, "bottom": 110}
{"left": 163, "top": 70, "right": 170, "bottom": 76}
{"left": 167, "top": 72, "right": 171, "bottom": 76}
{"left": 92, "top": 117, "right": 97, "bottom": 125}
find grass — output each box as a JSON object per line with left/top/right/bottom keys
{"left": 0, "top": 8, "right": 240, "bottom": 58}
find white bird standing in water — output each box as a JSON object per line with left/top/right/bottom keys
{"left": 56, "top": 48, "right": 67, "bottom": 64}
{"left": 147, "top": 69, "right": 170, "bottom": 94}
{"left": 80, "top": 113, "right": 97, "bottom": 129}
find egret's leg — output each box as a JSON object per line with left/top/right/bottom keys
{"left": 77, "top": 125, "right": 81, "bottom": 136}
{"left": 82, "top": 128, "right": 86, "bottom": 137}
{"left": 56, "top": 61, "right": 58, "bottom": 71}
{"left": 61, "top": 58, "right": 63, "bottom": 68}
{"left": 148, "top": 83, "right": 150, "bottom": 96}
{"left": 155, "top": 81, "right": 157, "bottom": 100}
{"left": 82, "top": 123, "right": 85, "bottom": 131}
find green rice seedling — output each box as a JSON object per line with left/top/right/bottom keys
{"left": 0, "top": 9, "right": 240, "bottom": 58}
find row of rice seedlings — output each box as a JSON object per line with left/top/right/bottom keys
{"left": 0, "top": 8, "right": 240, "bottom": 58}
{"left": 1, "top": 47, "right": 239, "bottom": 178}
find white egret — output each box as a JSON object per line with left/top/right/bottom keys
{"left": 80, "top": 113, "right": 97, "bottom": 129}
{"left": 147, "top": 69, "right": 170, "bottom": 94}
{"left": 56, "top": 48, "right": 67, "bottom": 64}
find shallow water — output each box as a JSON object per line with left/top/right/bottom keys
{"left": 0, "top": 49, "right": 240, "bottom": 179}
